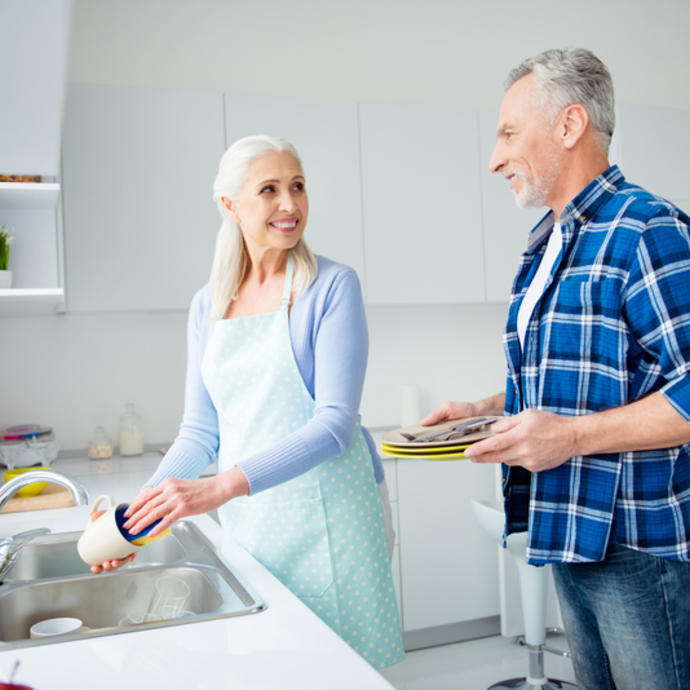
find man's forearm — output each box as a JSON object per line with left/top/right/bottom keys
{"left": 572, "top": 391, "right": 690, "bottom": 456}
{"left": 475, "top": 392, "right": 506, "bottom": 417}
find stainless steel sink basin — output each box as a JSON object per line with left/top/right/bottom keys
{"left": 5, "top": 527, "right": 187, "bottom": 582}
{"left": 0, "top": 521, "right": 265, "bottom": 649}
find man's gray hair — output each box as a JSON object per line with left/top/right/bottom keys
{"left": 506, "top": 48, "right": 615, "bottom": 153}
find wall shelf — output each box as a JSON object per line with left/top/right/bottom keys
{"left": 0, "top": 182, "right": 60, "bottom": 209}
{"left": 0, "top": 288, "right": 65, "bottom": 316}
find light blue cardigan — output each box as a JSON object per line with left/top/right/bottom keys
{"left": 147, "top": 255, "right": 384, "bottom": 494}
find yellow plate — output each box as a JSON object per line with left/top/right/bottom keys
{"left": 381, "top": 441, "right": 471, "bottom": 454}
{"left": 381, "top": 446, "right": 468, "bottom": 461}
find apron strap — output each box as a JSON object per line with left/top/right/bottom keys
{"left": 281, "top": 254, "right": 294, "bottom": 308}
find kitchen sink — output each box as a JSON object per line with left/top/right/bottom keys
{"left": 0, "top": 521, "right": 265, "bottom": 649}
{"left": 5, "top": 527, "right": 187, "bottom": 582}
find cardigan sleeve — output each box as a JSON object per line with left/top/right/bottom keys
{"left": 146, "top": 288, "right": 218, "bottom": 486}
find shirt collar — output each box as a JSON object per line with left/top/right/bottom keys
{"left": 525, "top": 165, "right": 624, "bottom": 254}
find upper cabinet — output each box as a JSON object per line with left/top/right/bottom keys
{"left": 57, "top": 83, "right": 690, "bottom": 313}
{"left": 61, "top": 85, "right": 225, "bottom": 311}
{"left": 359, "top": 103, "right": 485, "bottom": 304}
{"left": 0, "top": 0, "right": 72, "bottom": 316}
{"left": 225, "top": 93, "right": 366, "bottom": 286}
{"left": 0, "top": 0, "right": 72, "bottom": 176}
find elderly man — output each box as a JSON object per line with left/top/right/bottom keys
{"left": 424, "top": 48, "right": 690, "bottom": 689}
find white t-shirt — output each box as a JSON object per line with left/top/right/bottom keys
{"left": 517, "top": 223, "right": 563, "bottom": 350}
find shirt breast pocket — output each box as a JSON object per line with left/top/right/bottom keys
{"left": 554, "top": 276, "right": 622, "bottom": 318}
{"left": 550, "top": 276, "right": 625, "bottom": 374}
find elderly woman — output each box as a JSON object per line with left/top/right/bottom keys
{"left": 98, "top": 135, "right": 404, "bottom": 669}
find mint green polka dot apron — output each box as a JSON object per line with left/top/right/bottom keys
{"left": 201, "top": 258, "right": 405, "bottom": 669}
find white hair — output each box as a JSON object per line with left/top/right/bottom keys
{"left": 209, "top": 134, "right": 318, "bottom": 320}
{"left": 506, "top": 48, "right": 615, "bottom": 153}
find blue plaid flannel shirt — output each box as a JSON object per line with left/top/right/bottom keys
{"left": 502, "top": 165, "right": 690, "bottom": 564}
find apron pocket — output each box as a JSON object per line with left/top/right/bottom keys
{"left": 221, "top": 490, "right": 335, "bottom": 600}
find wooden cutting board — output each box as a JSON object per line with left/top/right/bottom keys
{"left": 0, "top": 483, "right": 75, "bottom": 514}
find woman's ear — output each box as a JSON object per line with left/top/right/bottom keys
{"left": 221, "top": 196, "right": 241, "bottom": 224}
{"left": 559, "top": 103, "right": 589, "bottom": 150}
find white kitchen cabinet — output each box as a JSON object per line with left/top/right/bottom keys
{"left": 0, "top": 0, "right": 71, "bottom": 177}
{"left": 224, "top": 93, "right": 366, "bottom": 284}
{"left": 616, "top": 105, "right": 690, "bottom": 204}
{"left": 478, "top": 110, "right": 544, "bottom": 303}
{"left": 0, "top": 182, "right": 65, "bottom": 316}
{"left": 396, "top": 456, "right": 499, "bottom": 645}
{"left": 0, "top": 0, "right": 71, "bottom": 316}
{"left": 358, "top": 103, "right": 485, "bottom": 305}
{"left": 61, "top": 84, "right": 225, "bottom": 311}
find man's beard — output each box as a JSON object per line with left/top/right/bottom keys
{"left": 511, "top": 155, "right": 563, "bottom": 209}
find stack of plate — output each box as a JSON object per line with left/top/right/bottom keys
{"left": 381, "top": 416, "right": 501, "bottom": 461}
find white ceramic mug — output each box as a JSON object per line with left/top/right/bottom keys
{"left": 77, "top": 494, "right": 142, "bottom": 566}
{"left": 30, "top": 617, "right": 89, "bottom": 638}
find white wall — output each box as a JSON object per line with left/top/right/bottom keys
{"left": 1, "top": 0, "right": 689, "bottom": 452}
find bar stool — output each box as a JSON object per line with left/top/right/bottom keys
{"left": 472, "top": 499, "right": 578, "bottom": 690}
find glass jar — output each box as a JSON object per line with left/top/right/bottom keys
{"left": 88, "top": 426, "right": 113, "bottom": 459}
{"left": 119, "top": 403, "right": 144, "bottom": 456}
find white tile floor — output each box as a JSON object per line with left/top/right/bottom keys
{"left": 380, "top": 633, "right": 577, "bottom": 690}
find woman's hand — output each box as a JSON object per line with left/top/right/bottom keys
{"left": 122, "top": 468, "right": 250, "bottom": 539}
{"left": 88, "top": 508, "right": 137, "bottom": 574}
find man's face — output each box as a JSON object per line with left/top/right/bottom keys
{"left": 488, "top": 73, "right": 564, "bottom": 209}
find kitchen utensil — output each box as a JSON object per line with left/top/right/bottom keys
{"left": 380, "top": 446, "right": 468, "bottom": 461}
{"left": 77, "top": 495, "right": 143, "bottom": 565}
{"left": 77, "top": 494, "right": 170, "bottom": 565}
{"left": 401, "top": 416, "right": 498, "bottom": 443}
{"left": 145, "top": 574, "right": 191, "bottom": 621}
{"left": 29, "top": 617, "right": 88, "bottom": 638}
{"left": 383, "top": 416, "right": 503, "bottom": 449}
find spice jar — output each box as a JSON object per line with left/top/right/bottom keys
{"left": 88, "top": 426, "right": 113, "bottom": 459}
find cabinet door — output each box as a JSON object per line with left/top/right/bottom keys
{"left": 62, "top": 84, "right": 225, "bottom": 311}
{"left": 224, "top": 94, "right": 365, "bottom": 283}
{"left": 617, "top": 105, "right": 690, "bottom": 205}
{"left": 396, "top": 458, "right": 498, "bottom": 631}
{"left": 0, "top": 0, "right": 71, "bottom": 176}
{"left": 359, "top": 104, "right": 485, "bottom": 304}
{"left": 478, "top": 110, "right": 544, "bottom": 302}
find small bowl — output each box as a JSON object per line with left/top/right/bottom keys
{"left": 2, "top": 466, "right": 51, "bottom": 497}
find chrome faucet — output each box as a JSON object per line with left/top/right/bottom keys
{"left": 0, "top": 528, "right": 51, "bottom": 584}
{"left": 0, "top": 470, "right": 89, "bottom": 512}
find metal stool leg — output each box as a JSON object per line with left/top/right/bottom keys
{"left": 486, "top": 642, "right": 578, "bottom": 689}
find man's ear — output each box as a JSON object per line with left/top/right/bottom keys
{"left": 221, "top": 196, "right": 241, "bottom": 224}
{"left": 558, "top": 103, "right": 590, "bottom": 150}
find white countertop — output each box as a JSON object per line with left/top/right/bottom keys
{"left": 0, "top": 453, "right": 396, "bottom": 689}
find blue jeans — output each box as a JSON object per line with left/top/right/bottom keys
{"left": 552, "top": 544, "right": 690, "bottom": 690}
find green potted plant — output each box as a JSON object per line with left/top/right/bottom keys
{"left": 0, "top": 225, "right": 14, "bottom": 289}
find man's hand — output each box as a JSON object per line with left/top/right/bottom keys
{"left": 464, "top": 408, "right": 577, "bottom": 472}
{"left": 420, "top": 401, "right": 479, "bottom": 426}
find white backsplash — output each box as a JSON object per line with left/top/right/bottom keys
{"left": 0, "top": 301, "right": 509, "bottom": 451}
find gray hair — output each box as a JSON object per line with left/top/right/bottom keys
{"left": 506, "top": 48, "right": 615, "bottom": 153}
{"left": 209, "top": 134, "right": 317, "bottom": 320}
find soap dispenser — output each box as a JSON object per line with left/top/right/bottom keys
{"left": 119, "top": 403, "right": 144, "bottom": 456}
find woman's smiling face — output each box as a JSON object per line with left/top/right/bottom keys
{"left": 224, "top": 150, "right": 309, "bottom": 255}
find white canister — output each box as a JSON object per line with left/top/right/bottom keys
{"left": 118, "top": 403, "right": 144, "bottom": 456}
